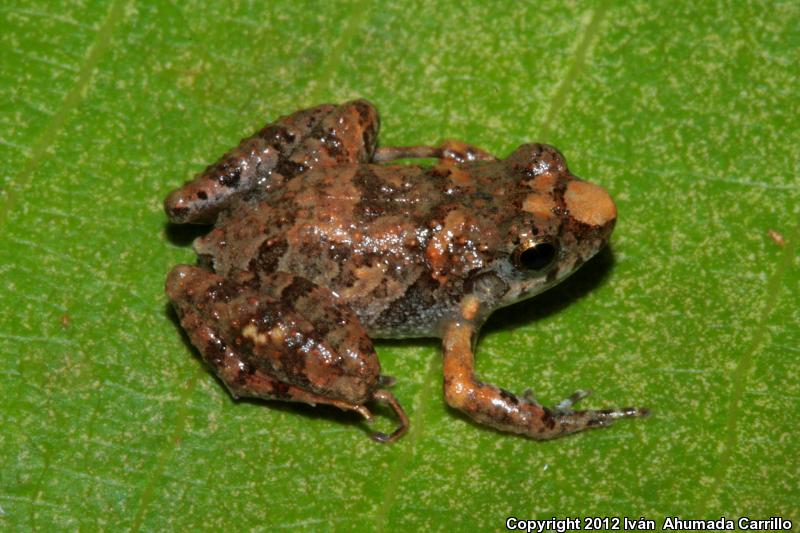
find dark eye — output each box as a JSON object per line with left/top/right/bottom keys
{"left": 512, "top": 241, "right": 558, "bottom": 272}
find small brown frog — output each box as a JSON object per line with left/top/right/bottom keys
{"left": 165, "top": 100, "right": 647, "bottom": 442}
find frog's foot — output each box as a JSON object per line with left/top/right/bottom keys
{"left": 544, "top": 389, "right": 649, "bottom": 433}
{"left": 165, "top": 100, "right": 379, "bottom": 224}
{"left": 304, "top": 388, "right": 407, "bottom": 443}
{"left": 373, "top": 139, "right": 497, "bottom": 165}
{"left": 442, "top": 322, "right": 649, "bottom": 440}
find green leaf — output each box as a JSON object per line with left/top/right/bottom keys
{"left": 2, "top": 1, "right": 797, "bottom": 530}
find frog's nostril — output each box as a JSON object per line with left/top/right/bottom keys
{"left": 564, "top": 180, "right": 616, "bottom": 228}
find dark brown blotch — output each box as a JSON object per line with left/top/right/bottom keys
{"left": 321, "top": 129, "right": 343, "bottom": 156}
{"left": 217, "top": 161, "right": 242, "bottom": 188}
{"left": 352, "top": 100, "right": 374, "bottom": 123}
{"left": 280, "top": 276, "right": 317, "bottom": 306}
{"left": 252, "top": 238, "right": 288, "bottom": 273}
{"left": 258, "top": 125, "right": 296, "bottom": 152}
{"left": 353, "top": 166, "right": 390, "bottom": 220}
{"left": 204, "top": 336, "right": 228, "bottom": 367}
{"left": 375, "top": 273, "right": 439, "bottom": 329}
{"left": 542, "top": 407, "right": 557, "bottom": 431}
{"left": 233, "top": 360, "right": 256, "bottom": 387}
{"left": 253, "top": 303, "right": 283, "bottom": 330}
{"left": 274, "top": 159, "right": 307, "bottom": 179}
{"left": 271, "top": 379, "right": 292, "bottom": 399}
{"left": 498, "top": 388, "right": 519, "bottom": 405}
{"left": 278, "top": 341, "right": 312, "bottom": 386}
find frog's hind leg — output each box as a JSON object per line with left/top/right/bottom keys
{"left": 166, "top": 264, "right": 408, "bottom": 442}
{"left": 373, "top": 139, "right": 497, "bottom": 164}
{"left": 441, "top": 322, "right": 649, "bottom": 439}
{"left": 165, "top": 99, "right": 380, "bottom": 224}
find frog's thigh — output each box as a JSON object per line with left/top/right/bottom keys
{"left": 373, "top": 139, "right": 496, "bottom": 164}
{"left": 441, "top": 322, "right": 644, "bottom": 440}
{"left": 166, "top": 265, "right": 382, "bottom": 408}
{"left": 164, "top": 101, "right": 371, "bottom": 224}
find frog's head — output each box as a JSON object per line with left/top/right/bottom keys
{"left": 470, "top": 144, "right": 616, "bottom": 311}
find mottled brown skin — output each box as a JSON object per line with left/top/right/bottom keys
{"left": 165, "top": 99, "right": 647, "bottom": 442}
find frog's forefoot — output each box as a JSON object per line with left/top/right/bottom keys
{"left": 442, "top": 322, "right": 649, "bottom": 440}
{"left": 368, "top": 389, "right": 409, "bottom": 443}
{"left": 545, "top": 389, "right": 650, "bottom": 434}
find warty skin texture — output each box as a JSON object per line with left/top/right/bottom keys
{"left": 165, "top": 100, "right": 646, "bottom": 442}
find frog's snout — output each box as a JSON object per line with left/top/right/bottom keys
{"left": 564, "top": 180, "right": 617, "bottom": 239}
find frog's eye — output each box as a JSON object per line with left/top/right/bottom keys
{"left": 512, "top": 240, "right": 558, "bottom": 272}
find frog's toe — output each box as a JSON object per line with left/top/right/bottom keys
{"left": 554, "top": 389, "right": 592, "bottom": 413}
{"left": 595, "top": 405, "right": 650, "bottom": 421}
{"left": 354, "top": 404, "right": 374, "bottom": 423}
{"left": 610, "top": 406, "right": 651, "bottom": 419}
{"left": 522, "top": 388, "right": 537, "bottom": 403}
{"left": 369, "top": 390, "right": 409, "bottom": 443}
{"left": 556, "top": 404, "right": 651, "bottom": 433}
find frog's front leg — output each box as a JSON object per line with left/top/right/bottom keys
{"left": 373, "top": 139, "right": 497, "bottom": 164}
{"left": 166, "top": 265, "right": 408, "bottom": 442}
{"left": 442, "top": 321, "right": 648, "bottom": 439}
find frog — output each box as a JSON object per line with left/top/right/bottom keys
{"left": 164, "top": 99, "right": 648, "bottom": 443}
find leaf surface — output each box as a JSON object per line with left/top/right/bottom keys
{"left": 1, "top": 1, "right": 798, "bottom": 530}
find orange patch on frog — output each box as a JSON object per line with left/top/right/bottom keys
{"left": 524, "top": 171, "right": 558, "bottom": 193}
{"left": 564, "top": 181, "right": 616, "bottom": 227}
{"left": 459, "top": 295, "right": 480, "bottom": 321}
{"left": 522, "top": 193, "right": 555, "bottom": 218}
{"left": 426, "top": 209, "right": 467, "bottom": 281}
{"left": 446, "top": 166, "right": 474, "bottom": 187}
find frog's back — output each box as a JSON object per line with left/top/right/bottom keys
{"left": 194, "top": 163, "right": 471, "bottom": 336}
